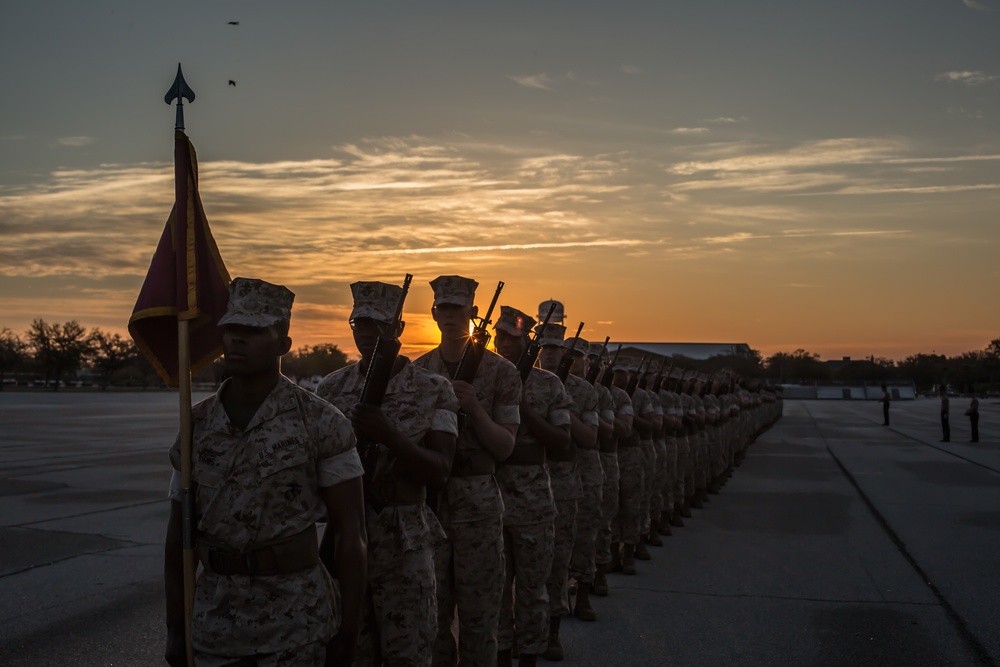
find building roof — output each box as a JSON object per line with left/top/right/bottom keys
{"left": 614, "top": 342, "right": 754, "bottom": 361}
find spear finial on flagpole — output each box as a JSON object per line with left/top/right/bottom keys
{"left": 164, "top": 63, "right": 196, "bottom": 131}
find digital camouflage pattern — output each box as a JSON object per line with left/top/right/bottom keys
{"left": 429, "top": 275, "right": 478, "bottom": 307}
{"left": 217, "top": 277, "right": 294, "bottom": 328}
{"left": 316, "top": 359, "right": 459, "bottom": 666}
{"left": 348, "top": 281, "right": 403, "bottom": 323}
{"left": 546, "top": 459, "right": 579, "bottom": 617}
{"left": 168, "top": 376, "right": 361, "bottom": 656}
{"left": 413, "top": 347, "right": 520, "bottom": 666}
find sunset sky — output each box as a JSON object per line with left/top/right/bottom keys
{"left": 2, "top": 1, "right": 999, "bottom": 362}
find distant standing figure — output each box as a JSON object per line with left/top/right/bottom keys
{"left": 966, "top": 392, "right": 980, "bottom": 443}
{"left": 939, "top": 387, "right": 950, "bottom": 443}
{"left": 880, "top": 385, "right": 890, "bottom": 426}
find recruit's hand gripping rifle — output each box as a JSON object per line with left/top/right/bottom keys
{"left": 517, "top": 302, "right": 556, "bottom": 382}
{"left": 555, "top": 322, "right": 584, "bottom": 384}
{"left": 626, "top": 356, "right": 649, "bottom": 396}
{"left": 356, "top": 274, "right": 413, "bottom": 510}
{"left": 585, "top": 337, "right": 610, "bottom": 385}
{"left": 452, "top": 281, "right": 504, "bottom": 385}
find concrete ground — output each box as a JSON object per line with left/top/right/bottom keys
{"left": 0, "top": 392, "right": 997, "bottom": 666}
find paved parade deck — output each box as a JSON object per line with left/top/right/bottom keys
{"left": 1, "top": 393, "right": 998, "bottom": 666}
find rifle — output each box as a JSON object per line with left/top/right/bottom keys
{"left": 555, "top": 321, "right": 584, "bottom": 384}
{"left": 626, "top": 356, "right": 649, "bottom": 396}
{"left": 453, "top": 281, "right": 503, "bottom": 384}
{"left": 517, "top": 302, "right": 556, "bottom": 382}
{"left": 600, "top": 344, "right": 623, "bottom": 388}
{"left": 357, "top": 274, "right": 413, "bottom": 510}
{"left": 585, "top": 337, "right": 610, "bottom": 385}
{"left": 651, "top": 359, "right": 669, "bottom": 393}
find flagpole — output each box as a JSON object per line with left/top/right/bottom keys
{"left": 165, "top": 62, "right": 197, "bottom": 667}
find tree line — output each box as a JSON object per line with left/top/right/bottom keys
{"left": 0, "top": 319, "right": 350, "bottom": 391}
{"left": 3, "top": 319, "right": 997, "bottom": 394}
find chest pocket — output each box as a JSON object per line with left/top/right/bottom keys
{"left": 257, "top": 448, "right": 310, "bottom": 479}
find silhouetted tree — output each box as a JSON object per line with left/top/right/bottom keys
{"left": 765, "top": 349, "right": 831, "bottom": 383}
{"left": 0, "top": 327, "right": 28, "bottom": 390}
{"left": 281, "top": 343, "right": 350, "bottom": 380}
{"left": 88, "top": 328, "right": 138, "bottom": 390}
{"left": 26, "top": 319, "right": 91, "bottom": 391}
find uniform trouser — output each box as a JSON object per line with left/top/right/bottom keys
{"left": 499, "top": 520, "right": 554, "bottom": 655}
{"left": 595, "top": 452, "right": 619, "bottom": 568}
{"left": 195, "top": 643, "right": 326, "bottom": 667}
{"left": 613, "top": 446, "right": 645, "bottom": 545}
{"left": 546, "top": 461, "right": 579, "bottom": 618}
{"left": 637, "top": 439, "right": 657, "bottom": 534}
{"left": 649, "top": 437, "right": 670, "bottom": 523}
{"left": 942, "top": 414, "right": 950, "bottom": 441}
{"left": 660, "top": 437, "right": 678, "bottom": 516}
{"left": 569, "top": 449, "right": 603, "bottom": 584}
{"left": 709, "top": 425, "right": 726, "bottom": 479}
{"left": 694, "top": 431, "right": 709, "bottom": 491}
{"left": 433, "top": 514, "right": 504, "bottom": 667}
{"left": 354, "top": 546, "right": 437, "bottom": 667}
{"left": 971, "top": 413, "right": 980, "bottom": 441}
{"left": 674, "top": 435, "right": 689, "bottom": 508}
{"left": 683, "top": 434, "right": 696, "bottom": 498}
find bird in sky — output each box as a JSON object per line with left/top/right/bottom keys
{"left": 228, "top": 21, "right": 239, "bottom": 25}
{"left": 228, "top": 80, "right": 236, "bottom": 87}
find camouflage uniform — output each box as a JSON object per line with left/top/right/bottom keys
{"left": 316, "top": 359, "right": 459, "bottom": 667}
{"left": 596, "top": 384, "right": 631, "bottom": 568}
{"left": 642, "top": 388, "right": 664, "bottom": 536}
{"left": 565, "top": 374, "right": 602, "bottom": 589}
{"left": 496, "top": 366, "right": 570, "bottom": 655}
{"left": 657, "top": 384, "right": 680, "bottom": 521}
{"left": 413, "top": 347, "right": 521, "bottom": 667}
{"left": 168, "top": 376, "right": 362, "bottom": 663}
{"left": 680, "top": 388, "right": 697, "bottom": 504}
{"left": 615, "top": 379, "right": 653, "bottom": 545}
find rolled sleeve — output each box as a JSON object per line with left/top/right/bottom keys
{"left": 581, "top": 409, "right": 599, "bottom": 427}
{"left": 600, "top": 408, "right": 615, "bottom": 422}
{"left": 318, "top": 448, "right": 365, "bottom": 487}
{"left": 549, "top": 408, "right": 572, "bottom": 427}
{"left": 432, "top": 408, "right": 459, "bottom": 436}
{"left": 494, "top": 404, "right": 521, "bottom": 426}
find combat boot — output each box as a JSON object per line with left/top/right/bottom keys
{"left": 497, "top": 648, "right": 513, "bottom": 667}
{"left": 635, "top": 536, "right": 652, "bottom": 560}
{"left": 670, "top": 509, "right": 685, "bottom": 527}
{"left": 518, "top": 654, "right": 538, "bottom": 667}
{"left": 691, "top": 491, "right": 704, "bottom": 509}
{"left": 647, "top": 529, "right": 664, "bottom": 546}
{"left": 622, "top": 543, "right": 637, "bottom": 575}
{"left": 573, "top": 581, "right": 598, "bottom": 621}
{"left": 608, "top": 544, "right": 623, "bottom": 572}
{"left": 543, "top": 617, "right": 565, "bottom": 661}
{"left": 657, "top": 512, "right": 673, "bottom": 536}
{"left": 592, "top": 570, "right": 609, "bottom": 597}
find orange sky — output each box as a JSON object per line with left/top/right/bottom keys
{"left": 2, "top": 3, "right": 999, "bottom": 363}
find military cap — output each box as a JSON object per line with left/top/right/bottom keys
{"left": 218, "top": 277, "right": 294, "bottom": 328}
{"left": 564, "top": 336, "right": 589, "bottom": 356}
{"left": 669, "top": 367, "right": 685, "bottom": 380}
{"left": 350, "top": 281, "right": 402, "bottom": 323}
{"left": 537, "top": 322, "right": 566, "bottom": 348}
{"left": 537, "top": 299, "right": 565, "bottom": 325}
{"left": 495, "top": 305, "right": 536, "bottom": 337}
{"left": 430, "top": 275, "right": 478, "bottom": 308}
{"left": 615, "top": 355, "right": 639, "bottom": 372}
{"left": 587, "top": 341, "right": 610, "bottom": 361}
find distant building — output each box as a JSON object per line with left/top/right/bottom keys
{"left": 613, "top": 342, "right": 755, "bottom": 361}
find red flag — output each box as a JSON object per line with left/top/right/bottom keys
{"left": 128, "top": 130, "right": 231, "bottom": 387}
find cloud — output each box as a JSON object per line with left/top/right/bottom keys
{"left": 962, "top": 0, "right": 990, "bottom": 10}
{"left": 701, "top": 117, "right": 747, "bottom": 124}
{"left": 507, "top": 73, "right": 553, "bottom": 90}
{"left": 621, "top": 65, "right": 641, "bottom": 74}
{"left": 55, "top": 136, "right": 96, "bottom": 147}
{"left": 935, "top": 70, "right": 998, "bottom": 85}
{"left": 670, "top": 127, "right": 710, "bottom": 135}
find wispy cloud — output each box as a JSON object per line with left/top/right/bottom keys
{"left": 962, "top": 0, "right": 990, "bottom": 10}
{"left": 670, "top": 127, "right": 710, "bottom": 135}
{"left": 701, "top": 117, "right": 747, "bottom": 124}
{"left": 55, "top": 136, "right": 96, "bottom": 147}
{"left": 935, "top": 70, "right": 998, "bottom": 85}
{"left": 621, "top": 65, "right": 641, "bottom": 74}
{"left": 507, "top": 73, "right": 553, "bottom": 90}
